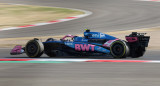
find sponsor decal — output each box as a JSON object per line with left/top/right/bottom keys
{"left": 65, "top": 42, "right": 73, "bottom": 46}
{"left": 100, "top": 33, "right": 105, "bottom": 38}
{"left": 126, "top": 37, "right": 138, "bottom": 42}
{"left": 84, "top": 33, "right": 88, "bottom": 36}
{"left": 97, "top": 47, "right": 102, "bottom": 50}
{"left": 75, "top": 44, "right": 95, "bottom": 51}
{"left": 92, "top": 34, "right": 99, "bottom": 38}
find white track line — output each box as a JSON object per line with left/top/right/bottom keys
{"left": 27, "top": 59, "right": 160, "bottom": 63}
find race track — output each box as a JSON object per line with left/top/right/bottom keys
{"left": 0, "top": 0, "right": 160, "bottom": 86}
{"left": 1, "top": 0, "right": 160, "bottom": 38}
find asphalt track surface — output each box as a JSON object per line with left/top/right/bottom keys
{"left": 0, "top": 0, "right": 160, "bottom": 86}
{"left": 1, "top": 0, "right": 160, "bottom": 38}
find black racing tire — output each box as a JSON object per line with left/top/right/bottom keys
{"left": 110, "top": 40, "right": 130, "bottom": 58}
{"left": 46, "top": 38, "right": 55, "bottom": 42}
{"left": 25, "top": 38, "right": 44, "bottom": 57}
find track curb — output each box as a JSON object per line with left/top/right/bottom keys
{"left": 0, "top": 59, "right": 160, "bottom": 63}
{"left": 0, "top": 3, "right": 92, "bottom": 31}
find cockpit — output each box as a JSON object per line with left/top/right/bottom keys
{"left": 61, "top": 34, "right": 75, "bottom": 42}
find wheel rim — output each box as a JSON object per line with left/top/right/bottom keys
{"left": 112, "top": 43, "right": 124, "bottom": 56}
{"left": 26, "top": 42, "right": 38, "bottom": 55}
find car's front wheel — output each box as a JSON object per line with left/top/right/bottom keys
{"left": 25, "top": 38, "right": 44, "bottom": 57}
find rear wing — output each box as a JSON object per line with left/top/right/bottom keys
{"left": 126, "top": 32, "right": 150, "bottom": 47}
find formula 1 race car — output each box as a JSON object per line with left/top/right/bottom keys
{"left": 10, "top": 29, "right": 150, "bottom": 58}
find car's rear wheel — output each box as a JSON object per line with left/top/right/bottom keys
{"left": 110, "top": 40, "right": 129, "bottom": 58}
{"left": 25, "top": 38, "right": 44, "bottom": 57}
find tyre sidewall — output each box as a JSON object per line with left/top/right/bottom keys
{"left": 110, "top": 40, "right": 129, "bottom": 58}
{"left": 25, "top": 39, "right": 44, "bottom": 57}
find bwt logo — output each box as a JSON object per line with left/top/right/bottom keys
{"left": 75, "top": 44, "right": 95, "bottom": 51}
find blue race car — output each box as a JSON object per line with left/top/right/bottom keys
{"left": 10, "top": 29, "right": 150, "bottom": 58}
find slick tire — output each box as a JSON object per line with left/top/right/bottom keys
{"left": 110, "top": 40, "right": 129, "bottom": 58}
{"left": 25, "top": 38, "right": 44, "bottom": 57}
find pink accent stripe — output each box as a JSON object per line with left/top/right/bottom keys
{"left": 19, "top": 25, "right": 35, "bottom": 27}
{"left": 85, "top": 60, "right": 149, "bottom": 63}
{"left": 0, "top": 59, "right": 35, "bottom": 61}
